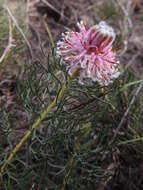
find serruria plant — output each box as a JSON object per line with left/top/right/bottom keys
{"left": 0, "top": 20, "right": 120, "bottom": 174}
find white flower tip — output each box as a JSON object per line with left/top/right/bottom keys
{"left": 112, "top": 71, "right": 120, "bottom": 79}
{"left": 77, "top": 20, "right": 86, "bottom": 30}
{"left": 78, "top": 79, "right": 84, "bottom": 85}
{"left": 96, "top": 21, "right": 116, "bottom": 41}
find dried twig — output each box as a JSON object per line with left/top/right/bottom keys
{"left": 116, "top": 0, "right": 133, "bottom": 56}
{"left": 0, "top": 12, "right": 15, "bottom": 78}
{"left": 3, "top": 4, "right": 33, "bottom": 59}
{"left": 116, "top": 0, "right": 133, "bottom": 29}
{"left": 0, "top": 15, "right": 14, "bottom": 64}
{"left": 41, "top": 0, "right": 69, "bottom": 21}
{"left": 122, "top": 51, "right": 141, "bottom": 74}
{"left": 110, "top": 80, "right": 143, "bottom": 144}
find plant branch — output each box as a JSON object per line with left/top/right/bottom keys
{"left": 0, "top": 69, "right": 79, "bottom": 175}
{"left": 61, "top": 122, "right": 91, "bottom": 190}
{"left": 110, "top": 80, "right": 143, "bottom": 144}
{"left": 3, "top": 4, "right": 33, "bottom": 59}
{"left": 0, "top": 15, "right": 14, "bottom": 64}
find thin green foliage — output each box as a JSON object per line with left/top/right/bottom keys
{"left": 0, "top": 48, "right": 142, "bottom": 189}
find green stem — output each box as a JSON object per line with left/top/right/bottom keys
{"left": 44, "top": 21, "right": 55, "bottom": 48}
{"left": 61, "top": 122, "right": 91, "bottom": 190}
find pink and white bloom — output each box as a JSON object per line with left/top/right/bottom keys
{"left": 56, "top": 21, "right": 120, "bottom": 86}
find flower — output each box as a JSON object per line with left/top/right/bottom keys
{"left": 56, "top": 21, "right": 120, "bottom": 86}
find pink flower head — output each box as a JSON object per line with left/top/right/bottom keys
{"left": 56, "top": 21, "right": 120, "bottom": 86}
